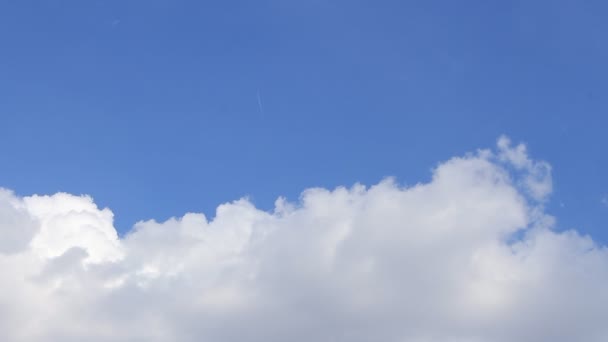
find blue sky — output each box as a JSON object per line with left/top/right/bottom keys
{"left": 1, "top": 0, "right": 607, "bottom": 240}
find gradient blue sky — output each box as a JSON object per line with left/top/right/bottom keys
{"left": 1, "top": 0, "right": 607, "bottom": 239}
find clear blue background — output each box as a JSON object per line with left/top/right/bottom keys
{"left": 1, "top": 0, "right": 607, "bottom": 240}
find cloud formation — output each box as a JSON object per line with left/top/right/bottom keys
{"left": 1, "top": 137, "right": 607, "bottom": 341}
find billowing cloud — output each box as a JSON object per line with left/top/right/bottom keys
{"left": 1, "top": 137, "right": 607, "bottom": 341}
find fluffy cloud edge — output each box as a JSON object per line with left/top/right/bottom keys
{"left": 0, "top": 137, "right": 607, "bottom": 342}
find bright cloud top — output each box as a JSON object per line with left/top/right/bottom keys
{"left": 1, "top": 137, "right": 607, "bottom": 342}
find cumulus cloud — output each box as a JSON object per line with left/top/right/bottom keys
{"left": 497, "top": 135, "right": 552, "bottom": 201}
{"left": 0, "top": 137, "right": 607, "bottom": 341}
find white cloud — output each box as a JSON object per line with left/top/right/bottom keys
{"left": 0, "top": 137, "right": 606, "bottom": 341}
{"left": 497, "top": 135, "right": 552, "bottom": 201}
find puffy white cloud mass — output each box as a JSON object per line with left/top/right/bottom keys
{"left": 1, "top": 137, "right": 607, "bottom": 342}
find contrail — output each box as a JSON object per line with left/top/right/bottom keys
{"left": 256, "top": 90, "right": 264, "bottom": 116}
